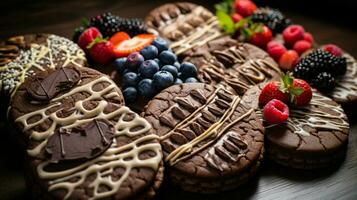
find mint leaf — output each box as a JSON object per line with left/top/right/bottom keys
{"left": 216, "top": 10, "right": 235, "bottom": 35}
{"left": 80, "top": 18, "right": 90, "bottom": 27}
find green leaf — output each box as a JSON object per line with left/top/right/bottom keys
{"left": 80, "top": 18, "right": 90, "bottom": 27}
{"left": 214, "top": 0, "right": 234, "bottom": 14}
{"left": 281, "top": 73, "right": 293, "bottom": 88}
{"left": 86, "top": 37, "right": 106, "bottom": 49}
{"left": 216, "top": 10, "right": 235, "bottom": 35}
{"left": 290, "top": 87, "right": 304, "bottom": 96}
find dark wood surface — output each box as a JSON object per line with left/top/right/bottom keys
{"left": 0, "top": 1, "right": 356, "bottom": 200}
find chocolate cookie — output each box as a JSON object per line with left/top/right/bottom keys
{"left": 242, "top": 86, "right": 350, "bottom": 169}
{"left": 9, "top": 66, "right": 164, "bottom": 199}
{"left": 184, "top": 37, "right": 281, "bottom": 95}
{"left": 0, "top": 34, "right": 87, "bottom": 120}
{"left": 145, "top": 2, "right": 223, "bottom": 57}
{"left": 143, "top": 83, "right": 264, "bottom": 193}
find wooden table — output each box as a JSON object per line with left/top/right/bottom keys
{"left": 1, "top": 1, "right": 356, "bottom": 199}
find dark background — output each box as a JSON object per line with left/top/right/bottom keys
{"left": 0, "top": 0, "right": 356, "bottom": 200}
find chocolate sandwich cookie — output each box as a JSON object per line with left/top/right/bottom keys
{"left": 0, "top": 34, "right": 86, "bottom": 120}
{"left": 143, "top": 83, "right": 264, "bottom": 193}
{"left": 145, "top": 2, "right": 223, "bottom": 57}
{"left": 243, "top": 86, "right": 350, "bottom": 169}
{"left": 10, "top": 66, "right": 163, "bottom": 199}
{"left": 184, "top": 37, "right": 281, "bottom": 95}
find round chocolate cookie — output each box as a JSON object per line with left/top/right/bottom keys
{"left": 243, "top": 86, "right": 350, "bottom": 169}
{"left": 143, "top": 83, "right": 264, "bottom": 193}
{"left": 184, "top": 37, "right": 281, "bottom": 95}
{"left": 9, "top": 66, "right": 163, "bottom": 199}
{"left": 145, "top": 2, "right": 223, "bottom": 57}
{"left": 0, "top": 34, "right": 87, "bottom": 120}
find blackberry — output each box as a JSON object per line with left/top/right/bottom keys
{"left": 312, "top": 72, "right": 336, "bottom": 92}
{"left": 90, "top": 12, "right": 147, "bottom": 37}
{"left": 251, "top": 7, "right": 292, "bottom": 34}
{"left": 331, "top": 56, "right": 347, "bottom": 76}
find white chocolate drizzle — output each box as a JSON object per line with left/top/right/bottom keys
{"left": 0, "top": 35, "right": 86, "bottom": 99}
{"left": 330, "top": 53, "right": 357, "bottom": 100}
{"left": 15, "top": 76, "right": 162, "bottom": 199}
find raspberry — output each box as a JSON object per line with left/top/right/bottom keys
{"left": 263, "top": 99, "right": 289, "bottom": 124}
{"left": 267, "top": 41, "right": 287, "bottom": 61}
{"left": 279, "top": 50, "right": 299, "bottom": 70}
{"left": 293, "top": 40, "right": 312, "bottom": 55}
{"left": 303, "top": 32, "right": 314, "bottom": 44}
{"left": 323, "top": 44, "right": 343, "bottom": 57}
{"left": 282, "top": 25, "right": 305, "bottom": 47}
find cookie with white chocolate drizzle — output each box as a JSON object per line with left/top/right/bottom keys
{"left": 10, "top": 66, "right": 164, "bottom": 200}
{"left": 184, "top": 37, "right": 281, "bottom": 95}
{"left": 145, "top": 2, "right": 223, "bottom": 58}
{"left": 0, "top": 34, "right": 87, "bottom": 120}
{"left": 143, "top": 83, "right": 264, "bottom": 193}
{"left": 242, "top": 85, "right": 350, "bottom": 169}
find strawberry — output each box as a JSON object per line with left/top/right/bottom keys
{"left": 109, "top": 32, "right": 130, "bottom": 45}
{"left": 87, "top": 37, "right": 114, "bottom": 64}
{"left": 263, "top": 99, "right": 289, "bottom": 124}
{"left": 111, "top": 34, "right": 155, "bottom": 57}
{"left": 291, "top": 78, "right": 312, "bottom": 106}
{"left": 293, "top": 40, "right": 312, "bottom": 55}
{"left": 78, "top": 27, "right": 102, "bottom": 52}
{"left": 231, "top": 13, "right": 243, "bottom": 23}
{"left": 303, "top": 32, "right": 314, "bottom": 44}
{"left": 282, "top": 25, "right": 305, "bottom": 47}
{"left": 234, "top": 0, "right": 257, "bottom": 17}
{"left": 259, "top": 81, "right": 289, "bottom": 106}
{"left": 249, "top": 25, "right": 273, "bottom": 49}
{"left": 279, "top": 50, "right": 299, "bottom": 71}
{"left": 323, "top": 44, "right": 343, "bottom": 57}
{"left": 267, "top": 41, "right": 287, "bottom": 61}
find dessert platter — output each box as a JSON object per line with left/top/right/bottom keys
{"left": 0, "top": 0, "right": 356, "bottom": 199}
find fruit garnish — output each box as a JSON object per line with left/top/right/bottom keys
{"left": 259, "top": 73, "right": 312, "bottom": 107}
{"left": 109, "top": 32, "right": 130, "bottom": 45}
{"left": 87, "top": 37, "right": 114, "bottom": 64}
{"left": 249, "top": 25, "right": 272, "bottom": 48}
{"left": 293, "top": 40, "right": 312, "bottom": 55}
{"left": 293, "top": 49, "right": 347, "bottom": 92}
{"left": 303, "top": 32, "right": 314, "bottom": 44}
{"left": 111, "top": 34, "right": 155, "bottom": 57}
{"left": 234, "top": 0, "right": 257, "bottom": 17}
{"left": 279, "top": 50, "right": 299, "bottom": 70}
{"left": 323, "top": 44, "right": 343, "bottom": 57}
{"left": 259, "top": 81, "right": 289, "bottom": 106}
{"left": 282, "top": 25, "right": 305, "bottom": 47}
{"left": 78, "top": 27, "right": 102, "bottom": 52}
{"left": 263, "top": 99, "right": 289, "bottom": 124}
{"left": 251, "top": 7, "right": 293, "bottom": 34}
{"left": 267, "top": 41, "right": 287, "bottom": 61}
{"left": 231, "top": 13, "right": 243, "bottom": 23}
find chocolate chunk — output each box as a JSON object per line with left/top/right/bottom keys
{"left": 170, "top": 132, "right": 188, "bottom": 145}
{"left": 202, "top": 109, "right": 216, "bottom": 122}
{"left": 175, "top": 97, "right": 196, "bottom": 111}
{"left": 178, "top": 128, "right": 196, "bottom": 140}
{"left": 27, "top": 67, "right": 81, "bottom": 101}
{"left": 214, "top": 146, "right": 236, "bottom": 162}
{"left": 159, "top": 115, "right": 175, "bottom": 127}
{"left": 190, "top": 89, "right": 206, "bottom": 103}
{"left": 190, "top": 122, "right": 204, "bottom": 136}
{"left": 228, "top": 133, "right": 247, "bottom": 149}
{"left": 207, "top": 105, "right": 224, "bottom": 116}
{"left": 172, "top": 106, "right": 187, "bottom": 120}
{"left": 45, "top": 119, "right": 114, "bottom": 163}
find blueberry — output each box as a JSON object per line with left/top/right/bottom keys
{"left": 174, "top": 78, "right": 183, "bottom": 85}
{"left": 122, "top": 72, "right": 139, "bottom": 88}
{"left": 159, "top": 50, "right": 177, "bottom": 65}
{"left": 125, "top": 52, "right": 144, "bottom": 70}
{"left": 123, "top": 87, "right": 137, "bottom": 103}
{"left": 138, "top": 79, "right": 156, "bottom": 99}
{"left": 152, "top": 37, "right": 169, "bottom": 52}
{"left": 140, "top": 45, "right": 158, "bottom": 60}
{"left": 161, "top": 65, "right": 178, "bottom": 78}
{"left": 122, "top": 68, "right": 132, "bottom": 75}
{"left": 113, "top": 57, "right": 127, "bottom": 74}
{"left": 152, "top": 71, "right": 174, "bottom": 90}
{"left": 173, "top": 62, "right": 181, "bottom": 71}
{"left": 139, "top": 60, "right": 160, "bottom": 78}
{"left": 180, "top": 62, "right": 197, "bottom": 79}
{"left": 185, "top": 77, "right": 199, "bottom": 83}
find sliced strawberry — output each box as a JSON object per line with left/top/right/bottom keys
{"left": 109, "top": 32, "right": 130, "bottom": 46}
{"left": 112, "top": 34, "right": 155, "bottom": 58}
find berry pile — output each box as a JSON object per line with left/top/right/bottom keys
{"left": 112, "top": 37, "right": 199, "bottom": 103}
{"left": 251, "top": 7, "right": 292, "bottom": 34}
{"left": 90, "top": 13, "right": 147, "bottom": 37}
{"left": 266, "top": 25, "right": 314, "bottom": 70}
{"left": 293, "top": 47, "right": 347, "bottom": 92}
